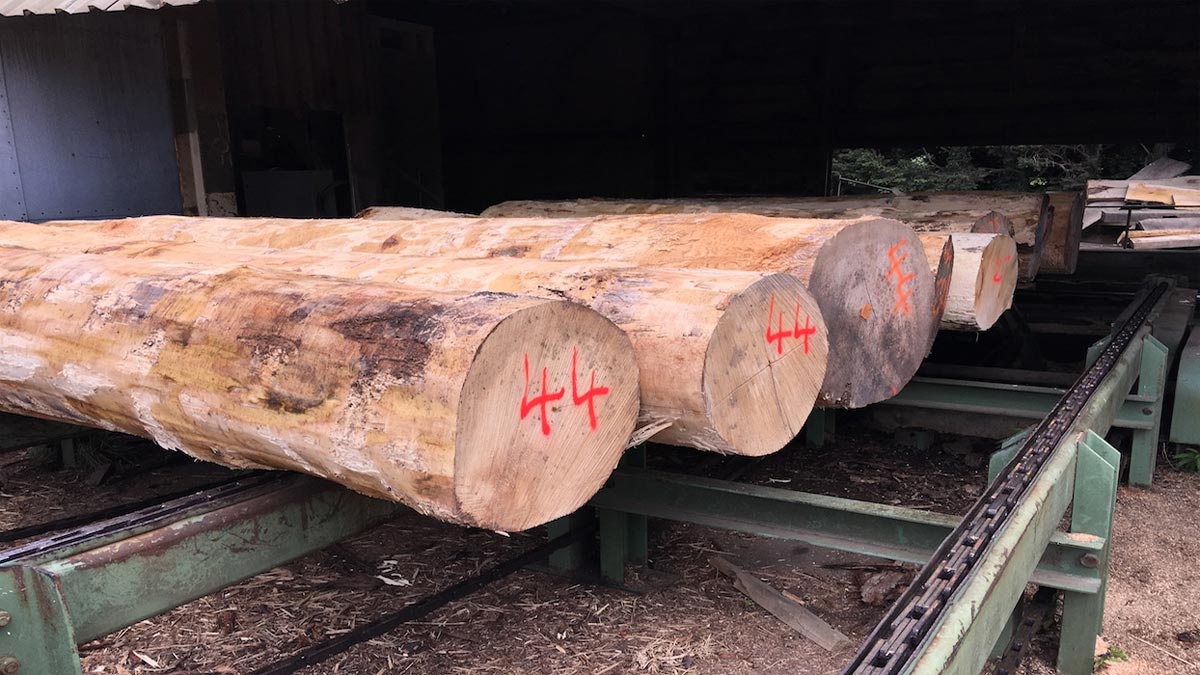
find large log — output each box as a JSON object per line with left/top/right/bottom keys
{"left": 0, "top": 223, "right": 826, "bottom": 456}
{"left": 39, "top": 214, "right": 933, "bottom": 409}
{"left": 918, "top": 233, "right": 1017, "bottom": 331}
{"left": 480, "top": 192, "right": 1049, "bottom": 280}
{"left": 0, "top": 247, "right": 640, "bottom": 531}
{"left": 1039, "top": 192, "right": 1084, "bottom": 275}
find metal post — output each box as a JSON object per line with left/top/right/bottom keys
{"left": 598, "top": 509, "right": 628, "bottom": 584}
{"left": 1058, "top": 431, "right": 1120, "bottom": 674}
{"left": 546, "top": 509, "right": 593, "bottom": 574}
{"left": 1129, "top": 336, "right": 1167, "bottom": 486}
{"left": 596, "top": 446, "right": 648, "bottom": 584}
{"left": 624, "top": 446, "right": 648, "bottom": 563}
{"left": 805, "top": 408, "right": 835, "bottom": 447}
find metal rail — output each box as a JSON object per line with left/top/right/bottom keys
{"left": 251, "top": 524, "right": 597, "bottom": 675}
{"left": 842, "top": 281, "right": 1168, "bottom": 675}
{"left": 0, "top": 471, "right": 265, "bottom": 545}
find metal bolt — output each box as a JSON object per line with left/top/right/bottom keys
{"left": 0, "top": 656, "right": 19, "bottom": 674}
{"left": 1143, "top": 407, "right": 1154, "bottom": 415}
{"left": 1080, "top": 553, "right": 1101, "bottom": 568}
{"left": 0, "top": 612, "right": 9, "bottom": 628}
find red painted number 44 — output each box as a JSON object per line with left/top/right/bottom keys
{"left": 765, "top": 293, "right": 815, "bottom": 356}
{"left": 520, "top": 347, "right": 610, "bottom": 437}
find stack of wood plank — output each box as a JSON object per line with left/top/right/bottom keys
{"left": 1085, "top": 177, "right": 1200, "bottom": 250}
{"left": 0, "top": 202, "right": 1024, "bottom": 530}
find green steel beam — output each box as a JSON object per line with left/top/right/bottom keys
{"left": 1058, "top": 431, "right": 1121, "bottom": 674}
{"left": 1169, "top": 326, "right": 1200, "bottom": 446}
{"left": 903, "top": 326, "right": 1148, "bottom": 675}
{"left": 883, "top": 377, "right": 1157, "bottom": 430}
{"left": 804, "top": 408, "right": 836, "bottom": 447}
{"left": 0, "top": 476, "right": 399, "bottom": 675}
{"left": 590, "top": 469, "right": 1102, "bottom": 594}
{"left": 1129, "top": 336, "right": 1168, "bottom": 486}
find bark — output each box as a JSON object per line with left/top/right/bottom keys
{"left": 1040, "top": 192, "right": 1083, "bottom": 275}
{"left": 918, "top": 234, "right": 955, "bottom": 340}
{"left": 0, "top": 246, "right": 640, "bottom": 531}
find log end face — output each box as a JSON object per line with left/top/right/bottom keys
{"left": 973, "top": 234, "right": 1018, "bottom": 330}
{"left": 931, "top": 236, "right": 955, "bottom": 329}
{"left": 809, "top": 220, "right": 936, "bottom": 408}
{"left": 453, "top": 301, "right": 639, "bottom": 531}
{"left": 701, "top": 274, "right": 828, "bottom": 456}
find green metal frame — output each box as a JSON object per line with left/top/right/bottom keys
{"left": 589, "top": 326, "right": 1154, "bottom": 675}
{"left": 883, "top": 335, "right": 1167, "bottom": 487}
{"left": 804, "top": 408, "right": 836, "bottom": 448}
{"left": 1169, "top": 326, "right": 1200, "bottom": 447}
{"left": 897, "top": 324, "right": 1147, "bottom": 675}
{"left": 591, "top": 469, "right": 1103, "bottom": 594}
{"left": 0, "top": 476, "right": 399, "bottom": 675}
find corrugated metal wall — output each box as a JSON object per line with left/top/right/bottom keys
{"left": 0, "top": 11, "right": 181, "bottom": 221}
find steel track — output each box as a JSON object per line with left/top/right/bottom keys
{"left": 842, "top": 281, "right": 1167, "bottom": 674}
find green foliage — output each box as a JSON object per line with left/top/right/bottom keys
{"left": 831, "top": 147, "right": 987, "bottom": 194}
{"left": 831, "top": 144, "right": 1185, "bottom": 195}
{"left": 1173, "top": 446, "right": 1200, "bottom": 473}
{"left": 1095, "top": 645, "right": 1129, "bottom": 670}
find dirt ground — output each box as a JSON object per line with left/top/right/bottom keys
{"left": 1, "top": 425, "right": 1197, "bottom": 675}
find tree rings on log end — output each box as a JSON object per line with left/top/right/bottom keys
{"left": 699, "top": 274, "right": 828, "bottom": 456}
{"left": 967, "top": 234, "right": 1018, "bottom": 330}
{"left": 454, "top": 301, "right": 639, "bottom": 532}
{"left": 807, "top": 220, "right": 935, "bottom": 408}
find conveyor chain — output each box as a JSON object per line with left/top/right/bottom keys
{"left": 842, "top": 281, "right": 1168, "bottom": 675}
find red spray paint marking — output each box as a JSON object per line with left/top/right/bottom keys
{"left": 886, "top": 240, "right": 915, "bottom": 316}
{"left": 992, "top": 254, "right": 1014, "bottom": 283}
{"left": 793, "top": 309, "right": 816, "bottom": 354}
{"left": 765, "top": 293, "right": 794, "bottom": 355}
{"left": 520, "top": 353, "right": 565, "bottom": 436}
{"left": 571, "top": 346, "right": 610, "bottom": 431}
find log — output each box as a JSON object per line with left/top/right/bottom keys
{"left": 1039, "top": 192, "right": 1084, "bottom": 275}
{"left": 918, "top": 234, "right": 955, "bottom": 339}
{"left": 971, "top": 211, "right": 1016, "bottom": 235}
{"left": 355, "top": 206, "right": 475, "bottom": 219}
{"left": 480, "top": 192, "right": 1049, "bottom": 281}
{"left": 0, "top": 223, "right": 826, "bottom": 456}
{"left": 38, "top": 214, "right": 933, "bottom": 409}
{"left": 0, "top": 247, "right": 640, "bottom": 531}
{"left": 919, "top": 233, "right": 1017, "bottom": 331}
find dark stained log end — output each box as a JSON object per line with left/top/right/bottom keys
{"left": 806, "top": 219, "right": 935, "bottom": 409}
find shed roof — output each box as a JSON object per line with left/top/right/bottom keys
{"left": 0, "top": 0, "right": 200, "bottom": 16}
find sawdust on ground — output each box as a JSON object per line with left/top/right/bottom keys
{"left": 1, "top": 428, "right": 1196, "bottom": 674}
